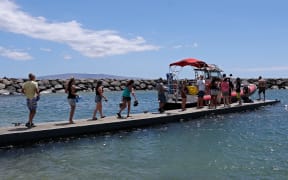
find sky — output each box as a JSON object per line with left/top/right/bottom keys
{"left": 0, "top": 0, "right": 288, "bottom": 79}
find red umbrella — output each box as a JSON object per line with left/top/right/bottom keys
{"left": 169, "top": 58, "right": 208, "bottom": 68}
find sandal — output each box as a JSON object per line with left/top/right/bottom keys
{"left": 116, "top": 113, "right": 122, "bottom": 118}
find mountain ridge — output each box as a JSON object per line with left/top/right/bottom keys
{"left": 38, "top": 73, "right": 140, "bottom": 80}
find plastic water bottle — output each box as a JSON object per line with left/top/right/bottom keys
{"left": 76, "top": 96, "right": 81, "bottom": 103}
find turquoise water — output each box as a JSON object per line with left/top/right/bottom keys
{"left": 0, "top": 90, "right": 288, "bottom": 179}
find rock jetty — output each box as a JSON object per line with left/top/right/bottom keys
{"left": 0, "top": 77, "right": 287, "bottom": 95}
{"left": 0, "top": 78, "right": 157, "bottom": 95}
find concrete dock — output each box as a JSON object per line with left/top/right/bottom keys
{"left": 0, "top": 99, "right": 280, "bottom": 147}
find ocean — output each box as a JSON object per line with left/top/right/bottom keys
{"left": 0, "top": 90, "right": 287, "bottom": 179}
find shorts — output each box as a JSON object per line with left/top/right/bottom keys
{"left": 222, "top": 91, "right": 229, "bottom": 96}
{"left": 122, "top": 96, "right": 131, "bottom": 102}
{"left": 210, "top": 89, "right": 219, "bottom": 96}
{"left": 198, "top": 90, "right": 205, "bottom": 98}
{"left": 181, "top": 94, "right": 187, "bottom": 99}
{"left": 26, "top": 98, "right": 38, "bottom": 111}
{"left": 95, "top": 95, "right": 102, "bottom": 103}
{"left": 236, "top": 92, "right": 241, "bottom": 99}
{"left": 68, "top": 98, "right": 76, "bottom": 106}
{"left": 258, "top": 87, "right": 265, "bottom": 94}
{"left": 158, "top": 93, "right": 167, "bottom": 103}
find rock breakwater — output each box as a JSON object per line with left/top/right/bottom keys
{"left": 0, "top": 77, "right": 287, "bottom": 95}
{"left": 0, "top": 78, "right": 157, "bottom": 95}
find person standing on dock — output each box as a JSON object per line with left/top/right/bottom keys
{"left": 156, "top": 78, "right": 167, "bottom": 113}
{"left": 180, "top": 81, "right": 188, "bottom": 111}
{"left": 92, "top": 80, "right": 108, "bottom": 120}
{"left": 221, "top": 77, "right": 230, "bottom": 107}
{"left": 235, "top": 77, "right": 242, "bottom": 105}
{"left": 228, "top": 74, "right": 234, "bottom": 104}
{"left": 22, "top": 73, "right": 40, "bottom": 128}
{"left": 65, "top": 77, "right": 78, "bottom": 124}
{"left": 209, "top": 77, "right": 219, "bottom": 109}
{"left": 117, "top": 80, "right": 137, "bottom": 118}
{"left": 257, "top": 76, "right": 266, "bottom": 101}
{"left": 196, "top": 75, "right": 206, "bottom": 108}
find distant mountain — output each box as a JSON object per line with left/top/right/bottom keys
{"left": 38, "top": 73, "right": 137, "bottom": 80}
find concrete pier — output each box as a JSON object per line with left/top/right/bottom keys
{"left": 0, "top": 99, "right": 280, "bottom": 147}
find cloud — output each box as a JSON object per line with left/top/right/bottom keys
{"left": 191, "top": 42, "right": 198, "bottom": 48}
{"left": 0, "top": 46, "right": 32, "bottom": 61}
{"left": 40, "top": 48, "right": 52, "bottom": 52}
{"left": 63, "top": 55, "right": 72, "bottom": 60}
{"left": 172, "top": 45, "right": 183, "bottom": 49}
{"left": 0, "top": 0, "right": 159, "bottom": 58}
{"left": 172, "top": 42, "right": 198, "bottom": 49}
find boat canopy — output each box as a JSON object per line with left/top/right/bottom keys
{"left": 169, "top": 58, "right": 208, "bottom": 68}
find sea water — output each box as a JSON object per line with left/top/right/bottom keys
{"left": 0, "top": 90, "right": 287, "bottom": 179}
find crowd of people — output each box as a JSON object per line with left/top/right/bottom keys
{"left": 21, "top": 73, "right": 266, "bottom": 128}
{"left": 21, "top": 74, "right": 139, "bottom": 128}
{"left": 155, "top": 74, "right": 267, "bottom": 112}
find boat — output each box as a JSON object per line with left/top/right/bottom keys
{"left": 163, "top": 58, "right": 257, "bottom": 110}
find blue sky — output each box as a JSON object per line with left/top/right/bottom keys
{"left": 0, "top": 0, "right": 287, "bottom": 79}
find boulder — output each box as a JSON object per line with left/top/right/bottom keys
{"left": 2, "top": 79, "right": 12, "bottom": 86}
{"left": 6, "top": 85, "right": 16, "bottom": 93}
{"left": 39, "top": 86, "right": 47, "bottom": 91}
{"left": 16, "top": 79, "right": 24, "bottom": 83}
{"left": 56, "top": 89, "right": 65, "bottom": 93}
{"left": 111, "top": 81, "right": 121, "bottom": 87}
{"left": 114, "top": 86, "right": 121, "bottom": 91}
{"left": 102, "top": 80, "right": 110, "bottom": 87}
{"left": 0, "top": 89, "right": 10, "bottom": 95}
{"left": 42, "top": 80, "right": 50, "bottom": 85}
{"left": 12, "top": 83, "right": 21, "bottom": 89}
{"left": 16, "top": 88, "right": 22, "bottom": 93}
{"left": 0, "top": 83, "right": 5, "bottom": 90}
{"left": 54, "top": 84, "right": 63, "bottom": 90}
{"left": 134, "top": 80, "right": 140, "bottom": 86}
{"left": 120, "top": 80, "right": 127, "bottom": 85}
{"left": 103, "top": 88, "right": 111, "bottom": 92}
{"left": 140, "top": 83, "right": 147, "bottom": 89}
{"left": 271, "top": 85, "right": 279, "bottom": 89}
{"left": 109, "top": 86, "right": 115, "bottom": 91}
{"left": 147, "top": 85, "right": 154, "bottom": 90}
{"left": 50, "top": 80, "right": 59, "bottom": 86}
{"left": 78, "top": 84, "right": 87, "bottom": 90}
{"left": 40, "top": 89, "right": 53, "bottom": 94}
